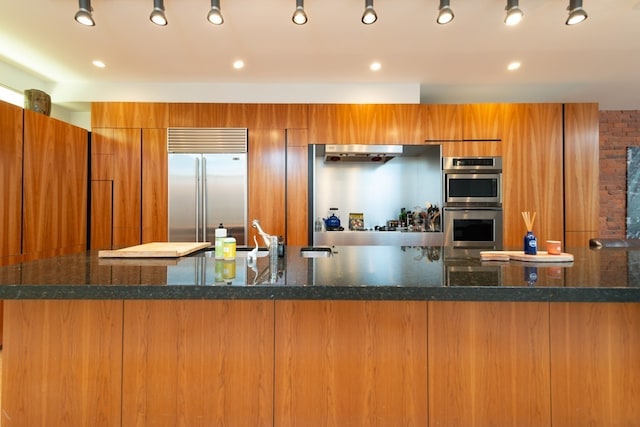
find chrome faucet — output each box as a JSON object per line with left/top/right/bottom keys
{"left": 251, "top": 219, "right": 273, "bottom": 247}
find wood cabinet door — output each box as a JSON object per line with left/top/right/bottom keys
{"left": 141, "top": 128, "right": 168, "bottom": 242}
{"left": 462, "top": 103, "right": 505, "bottom": 140}
{"left": 122, "top": 300, "right": 274, "bottom": 426}
{"left": 502, "top": 103, "right": 564, "bottom": 247}
{"left": 23, "top": 110, "right": 88, "bottom": 259}
{"left": 274, "top": 300, "right": 428, "bottom": 426}
{"left": 248, "top": 129, "right": 286, "bottom": 244}
{"left": 286, "top": 129, "right": 309, "bottom": 246}
{"left": 428, "top": 301, "right": 551, "bottom": 426}
{"left": 550, "top": 303, "right": 640, "bottom": 425}
{"left": 564, "top": 103, "right": 599, "bottom": 246}
{"left": 2, "top": 300, "right": 123, "bottom": 426}
{"left": 0, "top": 101, "right": 23, "bottom": 261}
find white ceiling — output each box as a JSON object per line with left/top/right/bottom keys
{"left": 1, "top": 0, "right": 639, "bottom": 111}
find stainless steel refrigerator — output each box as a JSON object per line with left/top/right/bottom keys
{"left": 167, "top": 128, "right": 248, "bottom": 245}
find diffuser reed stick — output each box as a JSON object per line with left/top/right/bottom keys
{"left": 521, "top": 211, "right": 536, "bottom": 231}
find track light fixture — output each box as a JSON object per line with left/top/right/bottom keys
{"left": 292, "top": 0, "right": 308, "bottom": 25}
{"left": 207, "top": 0, "right": 224, "bottom": 25}
{"left": 436, "top": 0, "right": 454, "bottom": 25}
{"left": 504, "top": 0, "right": 523, "bottom": 26}
{"left": 361, "top": 0, "right": 377, "bottom": 25}
{"left": 74, "top": 0, "right": 95, "bottom": 26}
{"left": 566, "top": 0, "right": 587, "bottom": 25}
{"left": 150, "top": 0, "right": 168, "bottom": 26}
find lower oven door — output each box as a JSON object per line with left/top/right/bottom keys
{"left": 443, "top": 207, "right": 503, "bottom": 249}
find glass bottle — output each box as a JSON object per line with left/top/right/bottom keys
{"left": 524, "top": 230, "right": 537, "bottom": 255}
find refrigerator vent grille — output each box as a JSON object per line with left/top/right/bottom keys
{"left": 167, "top": 128, "right": 248, "bottom": 153}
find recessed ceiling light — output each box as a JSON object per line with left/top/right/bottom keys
{"left": 507, "top": 61, "right": 521, "bottom": 71}
{"left": 92, "top": 60, "right": 106, "bottom": 68}
{"left": 233, "top": 60, "right": 245, "bottom": 69}
{"left": 370, "top": 62, "right": 382, "bottom": 71}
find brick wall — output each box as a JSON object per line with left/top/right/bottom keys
{"left": 599, "top": 110, "right": 640, "bottom": 239}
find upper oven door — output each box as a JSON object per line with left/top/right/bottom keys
{"left": 445, "top": 173, "right": 501, "bottom": 205}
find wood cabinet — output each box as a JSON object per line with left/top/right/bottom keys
{"left": 274, "top": 300, "right": 428, "bottom": 425}
{"left": 23, "top": 110, "right": 88, "bottom": 260}
{"left": 285, "top": 129, "right": 310, "bottom": 245}
{"left": 168, "top": 103, "right": 308, "bottom": 129}
{"left": 0, "top": 101, "right": 23, "bottom": 264}
{"left": 141, "top": 129, "right": 168, "bottom": 242}
{"left": 428, "top": 301, "right": 551, "bottom": 426}
{"left": 550, "top": 302, "right": 640, "bottom": 425}
{"left": 92, "top": 102, "right": 169, "bottom": 129}
{"left": 308, "top": 104, "right": 451, "bottom": 144}
{"left": 122, "top": 300, "right": 274, "bottom": 426}
{"left": 462, "top": 103, "right": 505, "bottom": 140}
{"left": 91, "top": 128, "right": 141, "bottom": 249}
{"left": 248, "top": 129, "right": 287, "bottom": 244}
{"left": 2, "top": 300, "right": 123, "bottom": 426}
{"left": 502, "top": 103, "right": 564, "bottom": 247}
{"left": 564, "top": 103, "right": 600, "bottom": 246}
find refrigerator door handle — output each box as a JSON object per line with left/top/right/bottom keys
{"left": 195, "top": 157, "right": 201, "bottom": 241}
{"left": 202, "top": 156, "right": 208, "bottom": 242}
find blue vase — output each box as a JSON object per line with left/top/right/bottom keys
{"left": 524, "top": 231, "right": 537, "bottom": 255}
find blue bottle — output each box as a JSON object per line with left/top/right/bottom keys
{"left": 524, "top": 231, "right": 537, "bottom": 255}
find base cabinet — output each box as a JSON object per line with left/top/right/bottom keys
{"left": 2, "top": 300, "right": 639, "bottom": 426}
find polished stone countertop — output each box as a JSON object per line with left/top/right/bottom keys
{"left": 0, "top": 246, "right": 638, "bottom": 302}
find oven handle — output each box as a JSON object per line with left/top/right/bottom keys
{"left": 443, "top": 207, "right": 503, "bottom": 211}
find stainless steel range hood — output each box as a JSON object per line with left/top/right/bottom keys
{"left": 323, "top": 144, "right": 403, "bottom": 163}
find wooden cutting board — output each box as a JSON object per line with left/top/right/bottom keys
{"left": 98, "top": 242, "right": 211, "bottom": 258}
{"left": 480, "top": 250, "right": 574, "bottom": 262}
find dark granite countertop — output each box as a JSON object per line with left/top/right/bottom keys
{"left": 0, "top": 246, "right": 639, "bottom": 302}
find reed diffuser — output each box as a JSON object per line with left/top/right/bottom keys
{"left": 521, "top": 211, "right": 537, "bottom": 255}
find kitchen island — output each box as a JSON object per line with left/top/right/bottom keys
{"left": 1, "top": 246, "right": 638, "bottom": 426}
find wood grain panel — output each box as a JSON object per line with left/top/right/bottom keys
{"left": 428, "top": 301, "right": 551, "bottom": 426}
{"left": 91, "top": 181, "right": 113, "bottom": 250}
{"left": 141, "top": 128, "right": 168, "bottom": 242}
{"left": 462, "top": 103, "right": 505, "bottom": 140}
{"left": 441, "top": 140, "right": 503, "bottom": 157}
{"left": 423, "top": 104, "right": 463, "bottom": 141}
{"left": 550, "top": 302, "right": 640, "bottom": 425}
{"left": 23, "top": 110, "right": 88, "bottom": 257}
{"left": 564, "top": 230, "right": 599, "bottom": 248}
{"left": 502, "top": 104, "right": 564, "bottom": 247}
{"left": 0, "top": 101, "right": 23, "bottom": 259}
{"left": 248, "top": 129, "right": 286, "bottom": 245}
{"left": 168, "top": 103, "right": 308, "bottom": 129}
{"left": 274, "top": 300, "right": 428, "bottom": 426}
{"left": 286, "top": 130, "right": 309, "bottom": 246}
{"left": 122, "top": 300, "right": 274, "bottom": 426}
{"left": 564, "top": 103, "right": 599, "bottom": 236}
{"left": 91, "top": 102, "right": 169, "bottom": 128}
{"left": 308, "top": 104, "right": 433, "bottom": 144}
{"left": 2, "top": 300, "right": 123, "bottom": 426}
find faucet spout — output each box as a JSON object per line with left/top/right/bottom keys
{"left": 251, "top": 219, "right": 273, "bottom": 247}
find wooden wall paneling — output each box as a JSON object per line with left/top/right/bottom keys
{"left": 274, "top": 300, "right": 428, "bottom": 426}
{"left": 91, "top": 181, "right": 113, "bottom": 250}
{"left": 462, "top": 103, "right": 505, "bottom": 140}
{"left": 91, "top": 102, "right": 169, "bottom": 129}
{"left": 428, "top": 301, "right": 551, "bottom": 426}
{"left": 550, "top": 302, "right": 640, "bottom": 425}
{"left": 141, "top": 128, "right": 168, "bottom": 243}
{"left": 2, "top": 300, "right": 123, "bottom": 426}
{"left": 168, "top": 103, "right": 308, "bottom": 129}
{"left": 23, "top": 110, "right": 88, "bottom": 258}
{"left": 308, "top": 104, "right": 430, "bottom": 144}
{"left": 248, "top": 129, "right": 286, "bottom": 244}
{"left": 286, "top": 129, "right": 309, "bottom": 246}
{"left": 122, "top": 300, "right": 274, "bottom": 426}
{"left": 423, "top": 104, "right": 463, "bottom": 141}
{"left": 0, "top": 101, "right": 23, "bottom": 259}
{"left": 501, "top": 104, "right": 564, "bottom": 247}
{"left": 564, "top": 103, "right": 600, "bottom": 243}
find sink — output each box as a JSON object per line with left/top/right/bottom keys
{"left": 300, "top": 247, "right": 333, "bottom": 258}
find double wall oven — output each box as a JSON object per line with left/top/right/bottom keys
{"left": 443, "top": 157, "right": 503, "bottom": 249}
